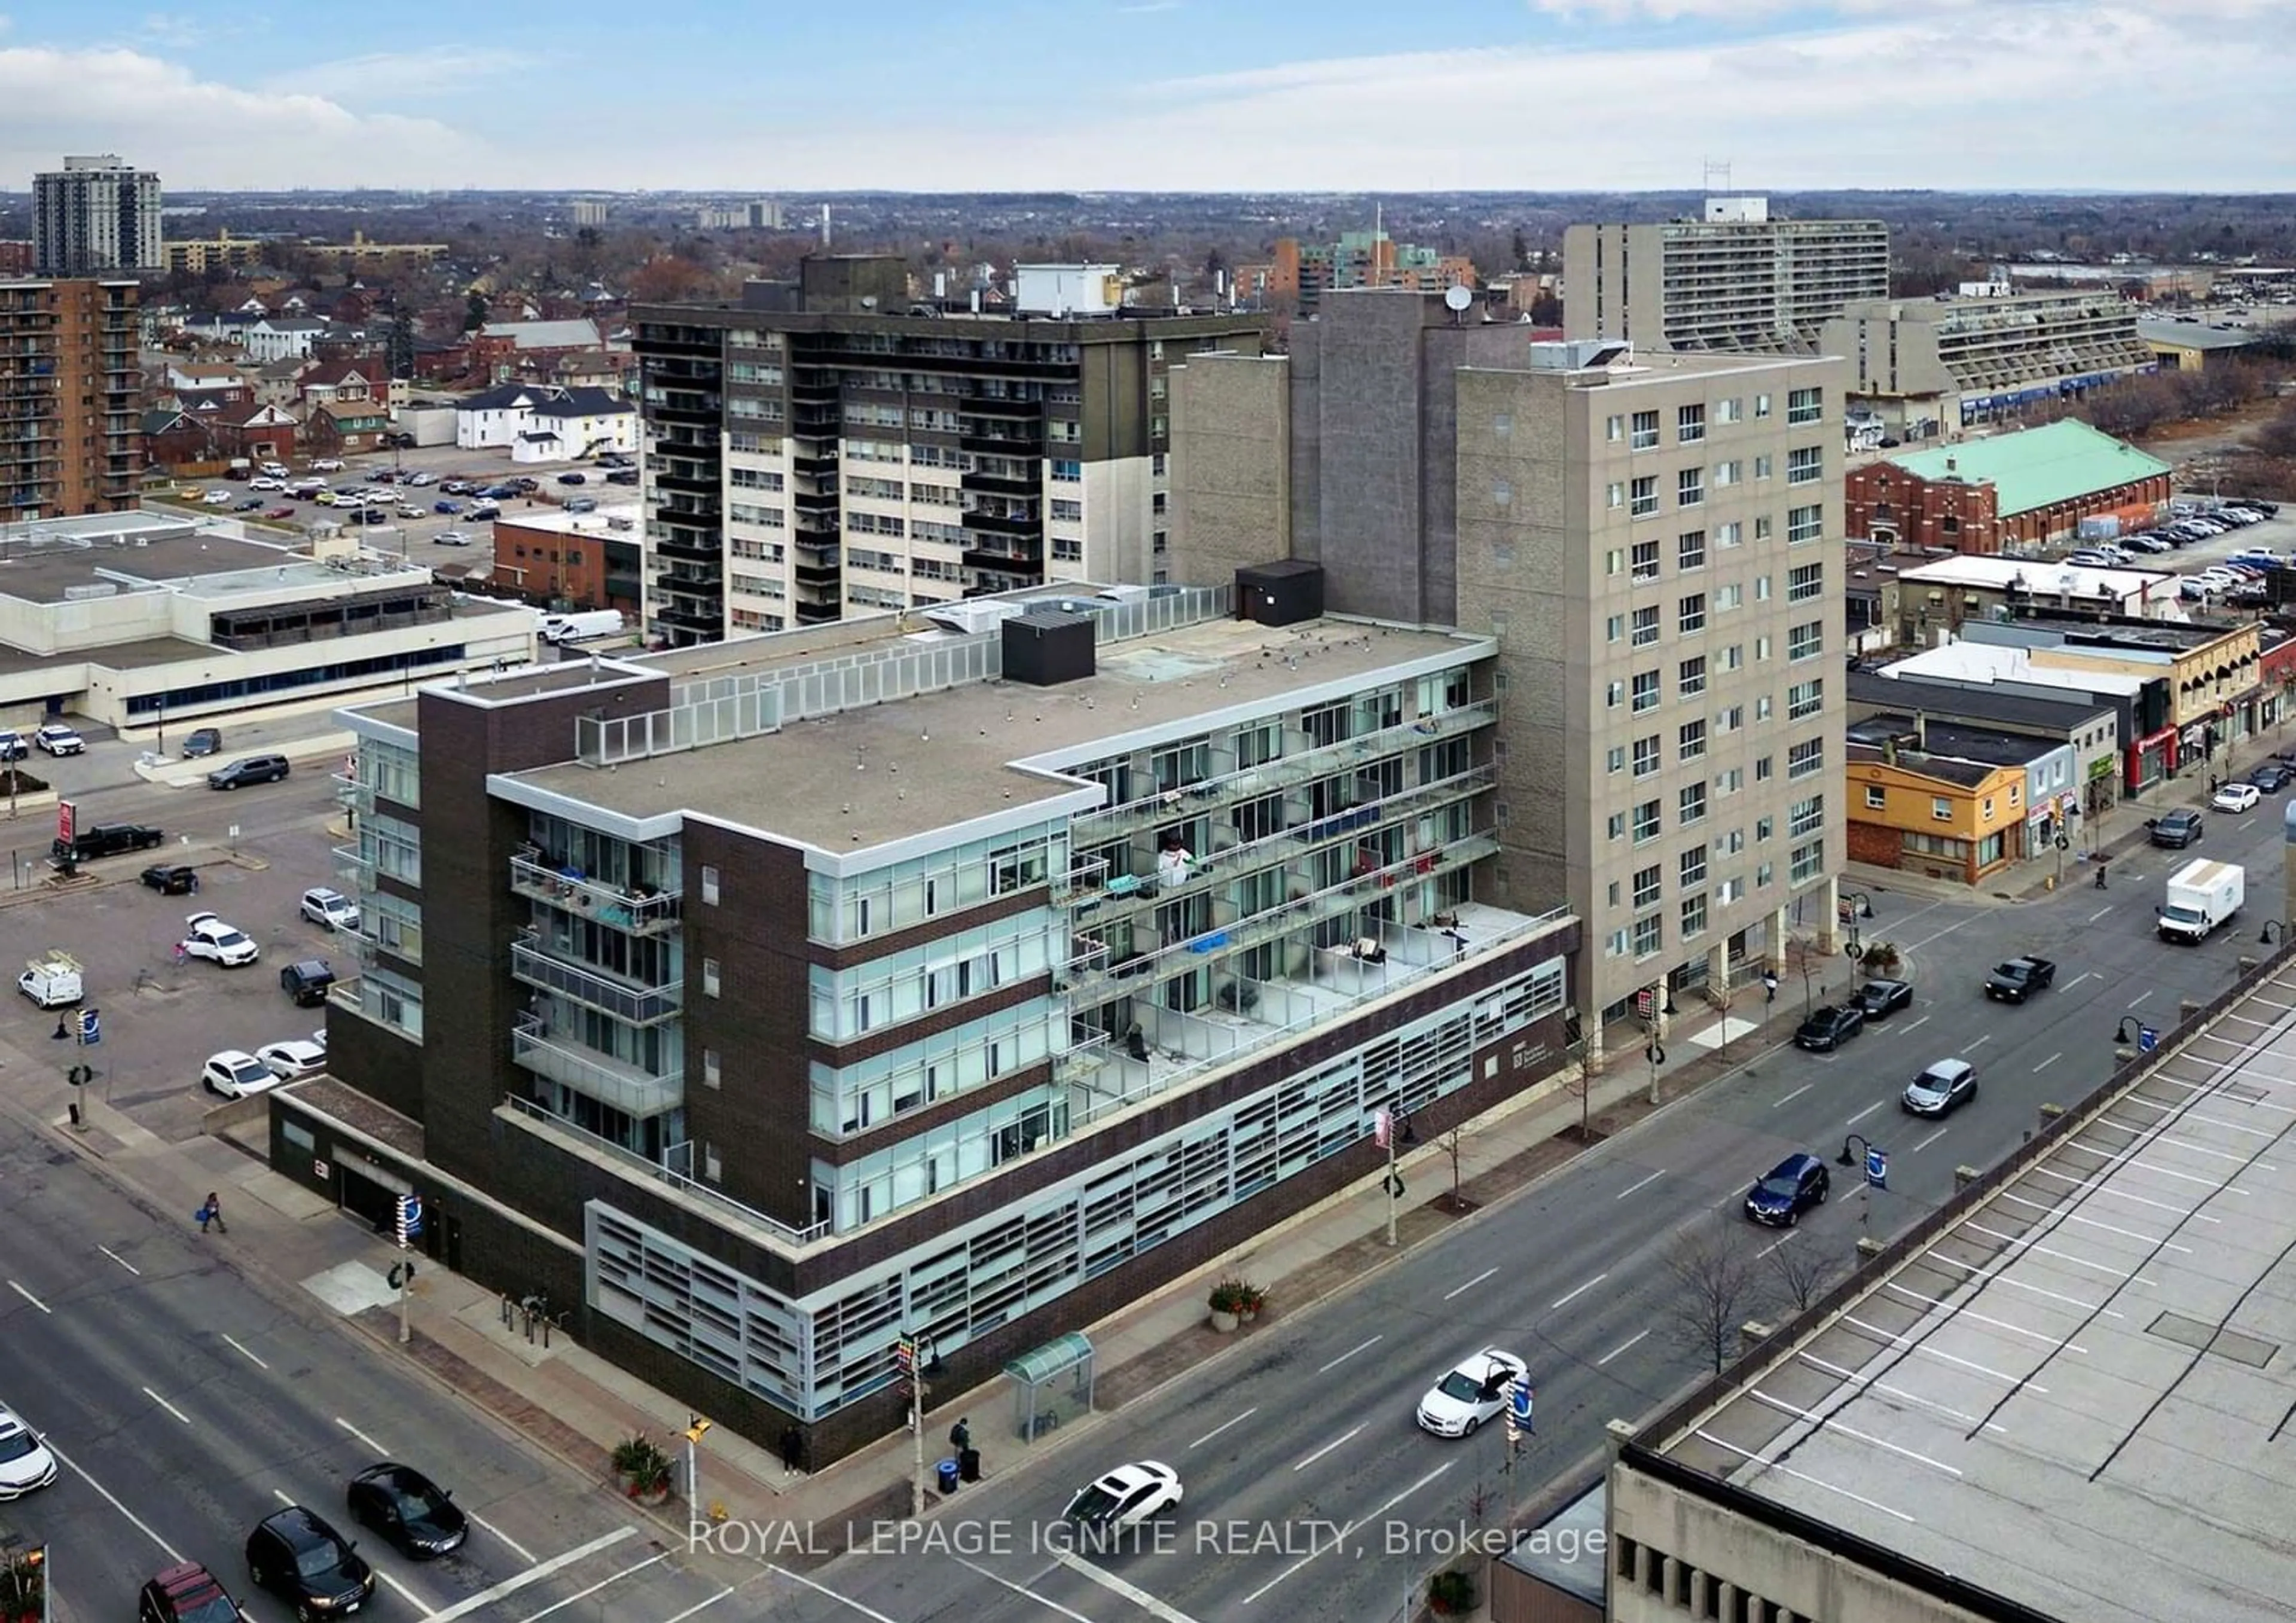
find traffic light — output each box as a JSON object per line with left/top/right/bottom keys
{"left": 683, "top": 1415, "right": 713, "bottom": 1444}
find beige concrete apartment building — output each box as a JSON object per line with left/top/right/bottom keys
{"left": 1171, "top": 292, "right": 1851, "bottom": 1044}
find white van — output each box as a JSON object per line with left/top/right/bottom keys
{"left": 539, "top": 609, "right": 627, "bottom": 645}
{"left": 18, "top": 951, "right": 83, "bottom": 1009}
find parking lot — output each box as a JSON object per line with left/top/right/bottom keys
{"left": 0, "top": 770, "right": 350, "bottom": 1142}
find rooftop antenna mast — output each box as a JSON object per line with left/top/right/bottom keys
{"left": 1703, "top": 159, "right": 1732, "bottom": 196}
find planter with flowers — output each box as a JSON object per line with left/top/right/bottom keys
{"left": 1207, "top": 1279, "right": 1252, "bottom": 1333}
{"left": 612, "top": 1435, "right": 676, "bottom": 1506}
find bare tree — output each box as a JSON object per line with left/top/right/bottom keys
{"left": 1662, "top": 1216, "right": 1763, "bottom": 1375}
{"left": 1433, "top": 1124, "right": 1476, "bottom": 1213}
{"left": 1766, "top": 1233, "right": 1839, "bottom": 1317}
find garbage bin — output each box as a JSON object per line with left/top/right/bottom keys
{"left": 959, "top": 1447, "right": 981, "bottom": 1482}
{"left": 936, "top": 1458, "right": 960, "bottom": 1495}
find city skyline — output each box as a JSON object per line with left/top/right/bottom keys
{"left": 0, "top": 1, "right": 2285, "bottom": 194}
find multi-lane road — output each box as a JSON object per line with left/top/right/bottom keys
{"left": 752, "top": 801, "right": 2288, "bottom": 1623}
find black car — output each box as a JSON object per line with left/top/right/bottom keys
{"left": 208, "top": 754, "right": 291, "bottom": 791}
{"left": 2249, "top": 762, "right": 2294, "bottom": 794}
{"left": 604, "top": 467, "right": 639, "bottom": 484}
{"left": 2149, "top": 809, "right": 2205, "bottom": 849}
{"left": 1852, "top": 978, "right": 1913, "bottom": 1018}
{"left": 556, "top": 471, "right": 588, "bottom": 486}
{"left": 245, "top": 1506, "right": 374, "bottom": 1622}
{"left": 181, "top": 727, "right": 224, "bottom": 758}
{"left": 0, "top": 730, "right": 25, "bottom": 762}
{"left": 512, "top": 477, "right": 539, "bottom": 494}
{"left": 138, "top": 1561, "right": 246, "bottom": 1623}
{"left": 1744, "top": 1152, "right": 1830, "bottom": 1227}
{"left": 141, "top": 864, "right": 200, "bottom": 896}
{"left": 346, "top": 1462, "right": 467, "bottom": 1558}
{"left": 1794, "top": 1003, "right": 1866, "bottom": 1052}
{"left": 280, "top": 960, "right": 337, "bottom": 1008}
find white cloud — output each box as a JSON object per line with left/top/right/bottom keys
{"left": 264, "top": 46, "right": 527, "bottom": 102}
{"left": 0, "top": 45, "right": 501, "bottom": 188}
{"left": 139, "top": 12, "right": 203, "bottom": 47}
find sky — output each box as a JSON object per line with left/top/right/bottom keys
{"left": 0, "top": 1, "right": 2288, "bottom": 194}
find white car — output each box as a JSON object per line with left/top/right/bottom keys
{"left": 201, "top": 489, "right": 236, "bottom": 506}
{"left": 312, "top": 457, "right": 345, "bottom": 472}
{"left": 2213, "top": 782, "right": 2263, "bottom": 813}
{"left": 182, "top": 911, "right": 260, "bottom": 966}
{"left": 1062, "top": 1461, "right": 1183, "bottom": 1529}
{"left": 249, "top": 476, "right": 284, "bottom": 492}
{"left": 33, "top": 724, "right": 84, "bottom": 756}
{"left": 203, "top": 1049, "right": 283, "bottom": 1098}
{"left": 408, "top": 471, "right": 438, "bottom": 486}
{"left": 256, "top": 1037, "right": 328, "bottom": 1079}
{"left": 433, "top": 529, "right": 471, "bottom": 547}
{"left": 300, "top": 887, "right": 360, "bottom": 931}
{"left": 0, "top": 1403, "right": 57, "bottom": 1499}
{"left": 1415, "top": 1347, "right": 1529, "bottom": 1438}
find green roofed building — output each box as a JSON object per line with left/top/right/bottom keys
{"left": 1846, "top": 420, "right": 2173, "bottom": 555}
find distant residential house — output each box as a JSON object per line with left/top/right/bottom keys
{"left": 212, "top": 403, "right": 299, "bottom": 463}
{"left": 305, "top": 401, "right": 389, "bottom": 456}
{"left": 297, "top": 358, "right": 387, "bottom": 411}
{"left": 167, "top": 361, "right": 252, "bottom": 399}
{"left": 548, "top": 348, "right": 636, "bottom": 395}
{"left": 514, "top": 387, "right": 638, "bottom": 462}
{"left": 455, "top": 382, "right": 607, "bottom": 450}
{"left": 243, "top": 316, "right": 329, "bottom": 364}
{"left": 142, "top": 407, "right": 216, "bottom": 470}
{"left": 252, "top": 357, "right": 309, "bottom": 410}
{"left": 179, "top": 312, "right": 259, "bottom": 347}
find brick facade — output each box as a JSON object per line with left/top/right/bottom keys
{"left": 1849, "top": 460, "right": 2172, "bottom": 556}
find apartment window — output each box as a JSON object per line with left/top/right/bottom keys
{"left": 1681, "top": 892, "right": 1709, "bottom": 941}
{"left": 1789, "top": 562, "right": 1824, "bottom": 602}
{"left": 1607, "top": 481, "right": 1626, "bottom": 511}
{"left": 1720, "top": 644, "right": 1744, "bottom": 673}
{"left": 1718, "top": 875, "right": 1745, "bottom": 905}
{"left": 1788, "top": 738, "right": 1825, "bottom": 781}
{"left": 1788, "top": 620, "right": 1824, "bottom": 662}
{"left": 1632, "top": 670, "right": 1660, "bottom": 713}
{"left": 1680, "top": 719, "right": 1707, "bottom": 762}
{"left": 1753, "top": 454, "right": 1773, "bottom": 480}
{"left": 1788, "top": 678, "right": 1824, "bottom": 719}
{"left": 1758, "top": 861, "right": 1775, "bottom": 887}
{"left": 1678, "top": 655, "right": 1707, "bottom": 698}
{"left": 1789, "top": 794, "right": 1824, "bottom": 837}
{"left": 700, "top": 864, "right": 721, "bottom": 905}
{"left": 1715, "top": 520, "right": 1742, "bottom": 550}
{"left": 1606, "top": 413, "right": 1625, "bottom": 443}
{"left": 1680, "top": 844, "right": 1708, "bottom": 887}
{"left": 1717, "top": 397, "right": 1742, "bottom": 424}
{"left": 1633, "top": 799, "right": 1662, "bottom": 844}
{"left": 1712, "top": 459, "right": 1741, "bottom": 489}
{"left": 1788, "top": 504, "right": 1823, "bottom": 546}
{"left": 1754, "top": 392, "right": 1773, "bottom": 418}
{"left": 1491, "top": 478, "right": 1512, "bottom": 509}
{"left": 1866, "top": 783, "right": 1886, "bottom": 809}
{"left": 1631, "top": 539, "right": 1660, "bottom": 580}
{"left": 1632, "top": 605, "right": 1660, "bottom": 646}
{"left": 1050, "top": 458, "right": 1081, "bottom": 481}
{"left": 703, "top": 957, "right": 722, "bottom": 997}
{"left": 1983, "top": 796, "right": 1996, "bottom": 820}
{"left": 1678, "top": 466, "right": 1704, "bottom": 508}
{"left": 1715, "top": 765, "right": 1744, "bottom": 796}
{"left": 1715, "top": 583, "right": 1742, "bottom": 611}
{"left": 1932, "top": 795, "right": 1952, "bottom": 820}
{"left": 1632, "top": 914, "right": 1663, "bottom": 958}
{"left": 1723, "top": 828, "right": 1747, "bottom": 855}
{"left": 1754, "top": 515, "right": 1773, "bottom": 541}
{"left": 1680, "top": 781, "right": 1708, "bottom": 825}
{"left": 1716, "top": 703, "right": 1743, "bottom": 734}
{"left": 1791, "top": 838, "right": 1826, "bottom": 884}
{"left": 1633, "top": 734, "right": 1661, "bottom": 778}
{"left": 1755, "top": 642, "right": 1772, "bottom": 670}
{"left": 1606, "top": 547, "right": 1626, "bottom": 577}
{"left": 1630, "top": 410, "right": 1660, "bottom": 450}
{"left": 1757, "top": 814, "right": 1774, "bottom": 841}
{"left": 1788, "top": 386, "right": 1824, "bottom": 425}
{"left": 1755, "top": 574, "right": 1772, "bottom": 602}
{"left": 1608, "top": 810, "right": 1628, "bottom": 841}
{"left": 1756, "top": 755, "right": 1773, "bottom": 781}
{"left": 1679, "top": 593, "right": 1706, "bottom": 634}
{"left": 1605, "top": 928, "right": 1630, "bottom": 957}
{"left": 1631, "top": 476, "right": 1659, "bottom": 518}
{"left": 1678, "top": 403, "right": 1706, "bottom": 444}
{"left": 1049, "top": 498, "right": 1083, "bottom": 522}
{"left": 1607, "top": 678, "right": 1626, "bottom": 709}
{"left": 1787, "top": 446, "right": 1824, "bottom": 486}
{"left": 1607, "top": 612, "right": 1626, "bottom": 645}
{"left": 1607, "top": 744, "right": 1627, "bottom": 774}
{"left": 703, "top": 1049, "right": 722, "bottom": 1090}
{"left": 1678, "top": 529, "right": 1706, "bottom": 571}
{"left": 1632, "top": 864, "right": 1662, "bottom": 908}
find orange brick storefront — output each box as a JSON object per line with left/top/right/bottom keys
{"left": 1849, "top": 460, "right": 2171, "bottom": 557}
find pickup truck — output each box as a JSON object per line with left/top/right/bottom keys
{"left": 52, "top": 822, "right": 164, "bottom": 862}
{"left": 1983, "top": 956, "right": 2058, "bottom": 1004}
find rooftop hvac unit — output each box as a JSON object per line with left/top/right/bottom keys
{"left": 62, "top": 583, "right": 120, "bottom": 600}
{"left": 923, "top": 600, "right": 1025, "bottom": 637}
{"left": 1094, "top": 583, "right": 1151, "bottom": 604}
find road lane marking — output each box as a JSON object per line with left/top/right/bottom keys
{"left": 1318, "top": 1337, "right": 1382, "bottom": 1374}
{"left": 2130, "top": 989, "right": 2153, "bottom": 1006}
{"left": 513, "top": 1551, "right": 669, "bottom": 1623}
{"left": 1242, "top": 1462, "right": 1454, "bottom": 1603}
{"left": 144, "top": 1387, "right": 191, "bottom": 1425}
{"left": 1049, "top": 1551, "right": 1205, "bottom": 1623}
{"left": 99, "top": 1246, "right": 141, "bottom": 1276}
{"left": 222, "top": 1334, "right": 268, "bottom": 1369}
{"left": 2034, "top": 1052, "right": 2062, "bottom": 1074}
{"left": 8, "top": 1282, "right": 50, "bottom": 1314}
{"left": 2089, "top": 907, "right": 2115, "bottom": 923}
{"left": 1967, "top": 1035, "right": 1993, "bottom": 1050}
{"left": 374, "top": 1568, "right": 435, "bottom": 1614}
{"left": 471, "top": 1513, "right": 537, "bottom": 1566}
{"left": 337, "top": 1417, "right": 391, "bottom": 1456}
{"left": 47, "top": 1441, "right": 179, "bottom": 1560}
{"left": 1551, "top": 1271, "right": 1610, "bottom": 1310}
{"left": 1757, "top": 1232, "right": 1797, "bottom": 1259}
{"left": 768, "top": 1567, "right": 902, "bottom": 1623}
{"left": 1616, "top": 1169, "right": 1666, "bottom": 1201}
{"left": 1190, "top": 1406, "right": 1261, "bottom": 1448}
{"left": 1598, "top": 1329, "right": 1650, "bottom": 1366}
{"left": 1901, "top": 1015, "right": 1931, "bottom": 1033}
{"left": 1293, "top": 1423, "right": 1365, "bottom": 1472}
{"left": 423, "top": 1529, "right": 638, "bottom": 1623}
{"left": 1773, "top": 1084, "right": 1813, "bottom": 1109}
{"left": 1443, "top": 1268, "right": 1498, "bottom": 1301}
{"left": 1846, "top": 1100, "right": 1886, "bottom": 1127}
{"left": 2065, "top": 972, "right": 2099, "bottom": 991}
{"left": 1913, "top": 1127, "right": 1950, "bottom": 1153}
{"left": 658, "top": 1589, "right": 735, "bottom": 1623}
{"left": 956, "top": 1557, "right": 1097, "bottom": 1623}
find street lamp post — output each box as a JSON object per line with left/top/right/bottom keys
{"left": 2261, "top": 920, "right": 2289, "bottom": 947}
{"left": 900, "top": 1334, "right": 946, "bottom": 1518}
{"left": 2112, "top": 1012, "right": 2161, "bottom": 1064}
{"left": 1380, "top": 1102, "right": 1416, "bottom": 1247}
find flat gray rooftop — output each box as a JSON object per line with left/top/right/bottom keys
{"left": 0, "top": 636, "right": 216, "bottom": 675}
{"left": 0, "top": 527, "right": 297, "bottom": 604}
{"left": 1656, "top": 959, "right": 2296, "bottom": 1622}
{"left": 513, "top": 617, "right": 1481, "bottom": 850}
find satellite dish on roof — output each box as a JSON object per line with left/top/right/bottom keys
{"left": 1444, "top": 285, "right": 1473, "bottom": 322}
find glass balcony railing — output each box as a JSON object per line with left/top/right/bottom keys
{"left": 1070, "top": 700, "right": 1497, "bottom": 846}
{"left": 332, "top": 842, "right": 373, "bottom": 893}
{"left": 332, "top": 772, "right": 373, "bottom": 817}
{"left": 511, "top": 935, "right": 682, "bottom": 1026}
{"left": 508, "top": 855, "right": 682, "bottom": 936}
{"left": 511, "top": 1013, "right": 683, "bottom": 1118}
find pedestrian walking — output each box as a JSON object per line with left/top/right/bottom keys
{"left": 172, "top": 939, "right": 188, "bottom": 965}
{"left": 779, "top": 1424, "right": 803, "bottom": 1478}
{"left": 201, "top": 1191, "right": 227, "bottom": 1235}
{"left": 949, "top": 1416, "right": 971, "bottom": 1454}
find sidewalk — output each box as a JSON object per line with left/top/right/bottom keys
{"left": 33, "top": 982, "right": 1827, "bottom": 1573}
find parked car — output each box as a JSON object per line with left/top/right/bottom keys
{"left": 2215, "top": 782, "right": 2263, "bottom": 813}
{"left": 244, "top": 1506, "right": 374, "bottom": 1621}
{"left": 565, "top": 496, "right": 598, "bottom": 514}
{"left": 182, "top": 912, "right": 260, "bottom": 966}
{"left": 407, "top": 471, "right": 438, "bottom": 487}
{"left": 1744, "top": 1152, "right": 1830, "bottom": 1227}
{"left": 433, "top": 529, "right": 471, "bottom": 547}
{"left": 257, "top": 1036, "right": 328, "bottom": 1080}
{"left": 201, "top": 489, "right": 236, "bottom": 507}
{"left": 140, "top": 864, "right": 200, "bottom": 896}
{"left": 1901, "top": 1058, "right": 1979, "bottom": 1118}
{"left": 202, "top": 1050, "right": 281, "bottom": 1098}
{"left": 0, "top": 730, "right": 23, "bottom": 762}
{"left": 1794, "top": 1003, "right": 1866, "bottom": 1052}
{"left": 264, "top": 506, "right": 296, "bottom": 520}
{"left": 556, "top": 471, "right": 588, "bottom": 486}
{"left": 1852, "top": 978, "right": 1913, "bottom": 1018}
{"left": 432, "top": 499, "right": 462, "bottom": 515}
{"left": 279, "top": 960, "right": 337, "bottom": 1008}
{"left": 0, "top": 1402, "right": 58, "bottom": 1498}
{"left": 181, "top": 727, "right": 223, "bottom": 758}
{"left": 54, "top": 822, "right": 164, "bottom": 861}
{"left": 2150, "top": 809, "right": 2206, "bottom": 849}
{"left": 1415, "top": 1347, "right": 1529, "bottom": 1438}
{"left": 301, "top": 887, "right": 359, "bottom": 930}
{"left": 33, "top": 724, "right": 84, "bottom": 756}
{"left": 137, "top": 1561, "right": 246, "bottom": 1623}
{"left": 2249, "top": 762, "right": 2294, "bottom": 794}
{"left": 512, "top": 477, "right": 539, "bottom": 494}
{"left": 441, "top": 480, "right": 471, "bottom": 495}
{"left": 311, "top": 457, "right": 345, "bottom": 471}
{"left": 207, "top": 754, "right": 291, "bottom": 791}
{"left": 466, "top": 502, "right": 501, "bottom": 521}
{"left": 604, "top": 468, "right": 639, "bottom": 485}
{"left": 346, "top": 1462, "right": 468, "bottom": 1558}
